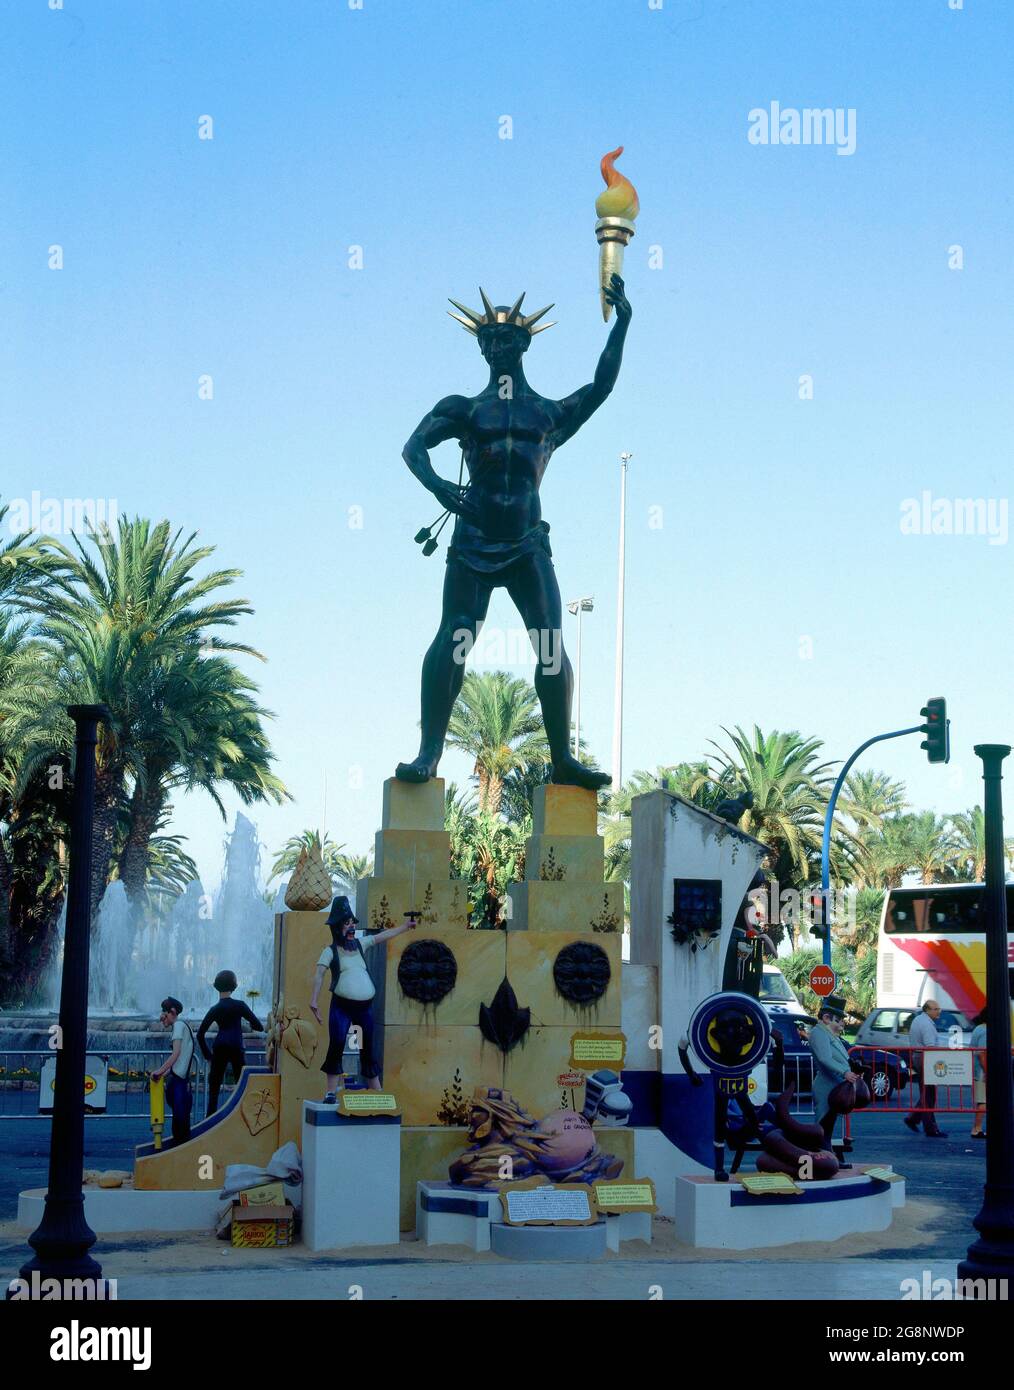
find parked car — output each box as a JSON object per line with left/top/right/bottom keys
{"left": 760, "top": 975, "right": 816, "bottom": 1099}
{"left": 848, "top": 1006, "right": 970, "bottom": 1102}
{"left": 853, "top": 1006, "right": 972, "bottom": 1049}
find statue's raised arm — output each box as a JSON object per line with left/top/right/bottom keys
{"left": 552, "top": 275, "right": 632, "bottom": 449}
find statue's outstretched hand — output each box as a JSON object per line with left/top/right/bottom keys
{"left": 604, "top": 273, "right": 631, "bottom": 323}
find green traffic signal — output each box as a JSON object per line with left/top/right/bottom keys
{"left": 920, "top": 696, "right": 949, "bottom": 764}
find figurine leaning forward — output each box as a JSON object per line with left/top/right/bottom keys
{"left": 309, "top": 896, "right": 415, "bottom": 1101}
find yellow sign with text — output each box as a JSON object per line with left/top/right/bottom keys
{"left": 568, "top": 1032, "right": 626, "bottom": 1070}
{"left": 338, "top": 1092, "right": 400, "bottom": 1117}
{"left": 592, "top": 1178, "right": 657, "bottom": 1214}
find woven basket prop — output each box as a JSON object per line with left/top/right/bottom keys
{"left": 284, "top": 838, "right": 332, "bottom": 911}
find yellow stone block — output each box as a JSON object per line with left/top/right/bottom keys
{"left": 374, "top": 827, "right": 451, "bottom": 880}
{"left": 506, "top": 931, "right": 622, "bottom": 1027}
{"left": 507, "top": 880, "right": 624, "bottom": 933}
{"left": 383, "top": 928, "right": 507, "bottom": 1025}
{"left": 524, "top": 833, "right": 605, "bottom": 883}
{"left": 400, "top": 1127, "right": 469, "bottom": 1232}
{"left": 533, "top": 784, "right": 598, "bottom": 837}
{"left": 502, "top": 1026, "right": 627, "bottom": 1123}
{"left": 273, "top": 909, "right": 334, "bottom": 1144}
{"left": 356, "top": 876, "right": 469, "bottom": 932}
{"left": 382, "top": 776, "right": 445, "bottom": 831}
{"left": 382, "top": 1025, "right": 503, "bottom": 1126}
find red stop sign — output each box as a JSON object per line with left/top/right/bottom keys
{"left": 809, "top": 965, "right": 837, "bottom": 998}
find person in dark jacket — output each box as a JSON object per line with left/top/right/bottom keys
{"left": 197, "top": 971, "right": 264, "bottom": 1114}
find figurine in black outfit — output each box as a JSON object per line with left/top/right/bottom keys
{"left": 197, "top": 970, "right": 265, "bottom": 1114}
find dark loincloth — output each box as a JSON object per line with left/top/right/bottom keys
{"left": 447, "top": 519, "right": 553, "bottom": 575}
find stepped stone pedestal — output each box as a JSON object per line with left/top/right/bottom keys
{"left": 359, "top": 779, "right": 628, "bottom": 1226}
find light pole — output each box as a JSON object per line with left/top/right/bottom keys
{"left": 958, "top": 744, "right": 1014, "bottom": 1292}
{"left": 612, "top": 452, "right": 631, "bottom": 790}
{"left": 566, "top": 596, "right": 594, "bottom": 758}
{"left": 15, "top": 704, "right": 109, "bottom": 1298}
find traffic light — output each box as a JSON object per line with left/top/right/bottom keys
{"left": 808, "top": 890, "right": 828, "bottom": 941}
{"left": 920, "top": 697, "right": 949, "bottom": 764}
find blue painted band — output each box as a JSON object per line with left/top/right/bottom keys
{"left": 730, "top": 1176, "right": 891, "bottom": 1207}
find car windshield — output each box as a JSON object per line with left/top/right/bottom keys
{"left": 760, "top": 971, "right": 796, "bottom": 1002}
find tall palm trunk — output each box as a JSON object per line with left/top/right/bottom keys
{"left": 118, "top": 781, "right": 166, "bottom": 913}
{"left": 0, "top": 834, "right": 13, "bottom": 974}
{"left": 88, "top": 766, "right": 122, "bottom": 929}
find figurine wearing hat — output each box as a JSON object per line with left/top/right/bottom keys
{"left": 809, "top": 993, "right": 859, "bottom": 1145}
{"left": 309, "top": 896, "right": 416, "bottom": 1102}
{"left": 196, "top": 969, "right": 265, "bottom": 1115}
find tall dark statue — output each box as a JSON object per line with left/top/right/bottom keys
{"left": 396, "top": 275, "right": 631, "bottom": 789}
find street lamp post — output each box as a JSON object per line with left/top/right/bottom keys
{"left": 14, "top": 704, "right": 109, "bottom": 1298}
{"left": 611, "top": 452, "right": 631, "bottom": 790}
{"left": 958, "top": 744, "right": 1014, "bottom": 1292}
{"left": 566, "top": 596, "right": 594, "bottom": 758}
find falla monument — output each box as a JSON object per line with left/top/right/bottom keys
{"left": 19, "top": 149, "right": 904, "bottom": 1261}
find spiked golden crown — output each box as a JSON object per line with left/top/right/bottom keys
{"left": 447, "top": 289, "right": 556, "bottom": 337}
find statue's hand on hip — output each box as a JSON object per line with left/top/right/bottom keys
{"left": 433, "top": 479, "right": 479, "bottom": 523}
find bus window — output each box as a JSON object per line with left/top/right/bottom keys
{"left": 927, "top": 892, "right": 985, "bottom": 932}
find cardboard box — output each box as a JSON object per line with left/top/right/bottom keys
{"left": 231, "top": 1204, "right": 295, "bottom": 1248}
{"left": 237, "top": 1181, "right": 286, "bottom": 1207}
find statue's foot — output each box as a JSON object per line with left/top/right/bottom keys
{"left": 395, "top": 755, "right": 439, "bottom": 783}
{"left": 550, "top": 756, "right": 613, "bottom": 792}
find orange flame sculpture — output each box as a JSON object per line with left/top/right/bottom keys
{"left": 594, "top": 146, "right": 639, "bottom": 321}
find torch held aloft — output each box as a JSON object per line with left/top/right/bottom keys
{"left": 596, "top": 216, "right": 636, "bottom": 322}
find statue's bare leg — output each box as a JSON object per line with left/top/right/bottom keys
{"left": 506, "top": 550, "right": 612, "bottom": 791}
{"left": 396, "top": 559, "right": 492, "bottom": 782}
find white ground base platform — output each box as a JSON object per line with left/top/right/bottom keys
{"left": 302, "top": 1101, "right": 400, "bottom": 1251}
{"left": 16, "top": 1187, "right": 224, "bottom": 1235}
{"left": 416, "top": 1181, "right": 652, "bottom": 1256}
{"left": 675, "top": 1165, "right": 905, "bottom": 1250}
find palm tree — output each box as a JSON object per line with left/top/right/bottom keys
{"left": 13, "top": 517, "right": 281, "bottom": 922}
{"left": 0, "top": 615, "right": 66, "bottom": 991}
{"left": 445, "top": 671, "right": 550, "bottom": 815}
{"left": 117, "top": 651, "right": 286, "bottom": 909}
{"left": 334, "top": 851, "right": 372, "bottom": 893}
{"left": 706, "top": 726, "right": 838, "bottom": 888}
{"left": 0, "top": 503, "right": 60, "bottom": 972}
{"left": 905, "top": 810, "right": 957, "bottom": 884}
{"left": 842, "top": 769, "right": 908, "bottom": 828}
{"left": 947, "top": 806, "right": 987, "bottom": 881}
{"left": 863, "top": 813, "right": 917, "bottom": 888}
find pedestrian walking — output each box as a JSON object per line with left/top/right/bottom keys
{"left": 904, "top": 1000, "right": 947, "bottom": 1138}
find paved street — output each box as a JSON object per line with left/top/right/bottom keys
{"left": 0, "top": 1108, "right": 990, "bottom": 1299}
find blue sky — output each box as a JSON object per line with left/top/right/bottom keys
{"left": 3, "top": 0, "right": 1011, "bottom": 891}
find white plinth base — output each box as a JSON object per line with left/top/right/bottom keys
{"left": 675, "top": 1166, "right": 904, "bottom": 1250}
{"left": 604, "top": 1210, "right": 653, "bottom": 1250}
{"left": 16, "top": 1187, "right": 223, "bottom": 1234}
{"left": 416, "top": 1182, "right": 503, "bottom": 1251}
{"left": 301, "top": 1102, "right": 400, "bottom": 1251}
{"left": 416, "top": 1181, "right": 654, "bottom": 1254}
